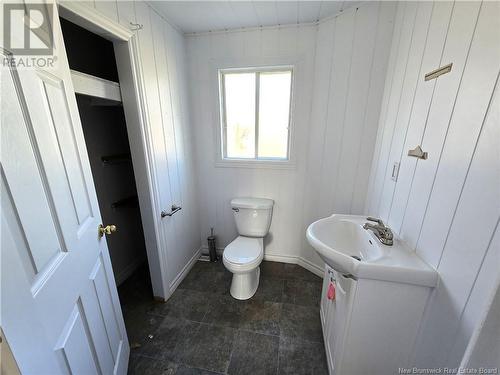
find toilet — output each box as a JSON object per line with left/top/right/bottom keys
{"left": 223, "top": 197, "right": 274, "bottom": 300}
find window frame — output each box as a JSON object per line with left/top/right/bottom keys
{"left": 218, "top": 65, "right": 294, "bottom": 166}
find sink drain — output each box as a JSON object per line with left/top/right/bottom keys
{"left": 351, "top": 255, "right": 361, "bottom": 261}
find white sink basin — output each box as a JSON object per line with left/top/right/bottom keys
{"left": 306, "top": 214, "right": 437, "bottom": 287}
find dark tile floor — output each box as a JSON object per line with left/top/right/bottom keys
{"left": 119, "top": 260, "right": 327, "bottom": 375}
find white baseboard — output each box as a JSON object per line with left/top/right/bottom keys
{"left": 115, "top": 256, "right": 146, "bottom": 286}
{"left": 168, "top": 247, "right": 203, "bottom": 295}
{"left": 297, "top": 256, "right": 324, "bottom": 278}
{"left": 200, "top": 246, "right": 324, "bottom": 278}
{"left": 264, "top": 252, "right": 324, "bottom": 278}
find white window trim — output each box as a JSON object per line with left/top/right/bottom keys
{"left": 213, "top": 60, "right": 299, "bottom": 170}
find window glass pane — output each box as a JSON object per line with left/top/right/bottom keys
{"left": 224, "top": 73, "right": 256, "bottom": 158}
{"left": 258, "top": 71, "right": 291, "bottom": 159}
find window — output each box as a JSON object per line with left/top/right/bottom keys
{"left": 219, "top": 67, "right": 293, "bottom": 161}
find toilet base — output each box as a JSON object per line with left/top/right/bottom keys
{"left": 229, "top": 267, "right": 260, "bottom": 300}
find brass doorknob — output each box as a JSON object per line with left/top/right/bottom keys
{"left": 98, "top": 224, "right": 117, "bottom": 238}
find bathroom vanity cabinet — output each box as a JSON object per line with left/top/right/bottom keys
{"left": 320, "top": 264, "right": 433, "bottom": 375}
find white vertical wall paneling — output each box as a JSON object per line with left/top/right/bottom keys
{"left": 415, "top": 76, "right": 499, "bottom": 367}
{"left": 186, "top": 2, "right": 396, "bottom": 269}
{"left": 182, "top": 49, "right": 202, "bottom": 250}
{"left": 350, "top": 2, "right": 397, "bottom": 214}
{"left": 414, "top": 1, "right": 500, "bottom": 365}
{"left": 317, "top": 7, "right": 356, "bottom": 218}
{"left": 400, "top": 2, "right": 482, "bottom": 253}
{"left": 80, "top": 1, "right": 96, "bottom": 11}
{"left": 369, "top": 2, "right": 418, "bottom": 216}
{"left": 168, "top": 25, "right": 199, "bottom": 265}
{"left": 94, "top": 0, "right": 119, "bottom": 23}
{"left": 187, "top": 23, "right": 318, "bottom": 259}
{"left": 150, "top": 10, "right": 181, "bottom": 207}
{"left": 365, "top": 2, "right": 405, "bottom": 213}
{"left": 415, "top": 1, "right": 498, "bottom": 268}
{"left": 148, "top": 10, "right": 174, "bottom": 202}
{"left": 377, "top": 1, "right": 434, "bottom": 221}
{"left": 447, "top": 125, "right": 500, "bottom": 365}
{"left": 165, "top": 23, "right": 185, "bottom": 206}
{"left": 303, "top": 19, "right": 335, "bottom": 203}
{"left": 455, "top": 222, "right": 500, "bottom": 368}
{"left": 164, "top": 20, "right": 202, "bottom": 283}
{"left": 261, "top": 27, "right": 280, "bottom": 57}
{"left": 243, "top": 29, "right": 262, "bottom": 58}
{"left": 365, "top": 0, "right": 500, "bottom": 368}
{"left": 387, "top": 1, "right": 454, "bottom": 233}
{"left": 332, "top": 2, "right": 380, "bottom": 214}
{"left": 116, "top": 1, "right": 136, "bottom": 28}
{"left": 299, "top": 19, "right": 334, "bottom": 266}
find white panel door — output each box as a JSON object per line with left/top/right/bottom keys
{"left": 1, "top": 3, "right": 129, "bottom": 374}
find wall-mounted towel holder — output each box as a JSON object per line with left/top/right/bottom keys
{"left": 408, "top": 145, "right": 428, "bottom": 160}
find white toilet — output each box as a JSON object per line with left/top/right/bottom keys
{"left": 223, "top": 197, "right": 274, "bottom": 300}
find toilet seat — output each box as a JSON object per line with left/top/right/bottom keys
{"left": 223, "top": 236, "right": 263, "bottom": 271}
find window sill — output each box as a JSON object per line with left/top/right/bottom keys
{"left": 215, "top": 158, "right": 296, "bottom": 170}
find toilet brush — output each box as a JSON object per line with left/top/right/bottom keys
{"left": 208, "top": 227, "right": 218, "bottom": 262}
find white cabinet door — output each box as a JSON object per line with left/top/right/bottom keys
{"left": 1, "top": 3, "right": 128, "bottom": 374}
{"left": 330, "top": 273, "right": 357, "bottom": 375}
{"left": 324, "top": 271, "right": 357, "bottom": 375}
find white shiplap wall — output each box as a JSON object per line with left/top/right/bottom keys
{"left": 301, "top": 2, "right": 397, "bottom": 267}
{"left": 186, "top": 2, "right": 397, "bottom": 271}
{"left": 186, "top": 23, "right": 318, "bottom": 268}
{"left": 365, "top": 1, "right": 500, "bottom": 368}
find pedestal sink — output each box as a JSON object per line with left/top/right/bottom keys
{"left": 306, "top": 214, "right": 437, "bottom": 287}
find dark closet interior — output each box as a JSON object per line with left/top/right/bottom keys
{"left": 60, "top": 18, "right": 148, "bottom": 286}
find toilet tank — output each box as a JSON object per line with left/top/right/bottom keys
{"left": 231, "top": 197, "right": 274, "bottom": 237}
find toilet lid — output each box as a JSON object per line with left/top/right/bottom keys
{"left": 224, "top": 237, "right": 262, "bottom": 264}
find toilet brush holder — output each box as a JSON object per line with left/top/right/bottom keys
{"left": 208, "top": 228, "right": 217, "bottom": 262}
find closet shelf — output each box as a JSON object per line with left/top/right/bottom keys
{"left": 101, "top": 153, "right": 131, "bottom": 165}
{"left": 111, "top": 195, "right": 138, "bottom": 209}
{"left": 70, "top": 69, "right": 122, "bottom": 103}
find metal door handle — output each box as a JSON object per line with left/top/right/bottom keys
{"left": 161, "top": 205, "right": 182, "bottom": 218}
{"left": 98, "top": 224, "right": 117, "bottom": 238}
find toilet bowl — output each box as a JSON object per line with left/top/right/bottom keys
{"left": 223, "top": 197, "right": 274, "bottom": 300}
{"left": 223, "top": 237, "right": 264, "bottom": 300}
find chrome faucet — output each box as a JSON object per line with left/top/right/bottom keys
{"left": 363, "top": 217, "right": 394, "bottom": 246}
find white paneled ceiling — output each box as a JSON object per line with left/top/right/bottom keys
{"left": 150, "top": 1, "right": 361, "bottom": 34}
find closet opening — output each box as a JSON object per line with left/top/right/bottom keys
{"left": 59, "top": 17, "right": 154, "bottom": 300}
